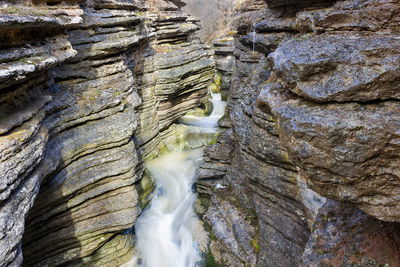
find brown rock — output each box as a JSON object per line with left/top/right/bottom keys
{"left": 301, "top": 200, "right": 400, "bottom": 267}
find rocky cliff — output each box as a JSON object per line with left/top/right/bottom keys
{"left": 1, "top": 0, "right": 400, "bottom": 266}
{"left": 201, "top": 0, "right": 400, "bottom": 266}
{"left": 0, "top": 0, "right": 214, "bottom": 266}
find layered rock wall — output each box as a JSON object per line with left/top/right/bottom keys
{"left": 2, "top": 0, "right": 400, "bottom": 266}
{"left": 202, "top": 0, "right": 400, "bottom": 265}
{"left": 0, "top": 0, "right": 214, "bottom": 266}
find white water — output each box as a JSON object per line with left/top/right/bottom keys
{"left": 133, "top": 92, "right": 226, "bottom": 267}
{"left": 179, "top": 92, "right": 226, "bottom": 128}
{"left": 135, "top": 150, "right": 203, "bottom": 267}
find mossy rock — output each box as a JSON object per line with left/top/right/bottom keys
{"left": 136, "top": 171, "right": 155, "bottom": 209}
{"left": 209, "top": 83, "right": 220, "bottom": 94}
{"left": 206, "top": 249, "right": 222, "bottom": 267}
{"left": 204, "top": 100, "right": 214, "bottom": 115}
{"left": 213, "top": 72, "right": 223, "bottom": 87}
{"left": 250, "top": 238, "right": 260, "bottom": 254}
{"left": 184, "top": 107, "right": 208, "bottom": 117}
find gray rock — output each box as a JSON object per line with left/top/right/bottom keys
{"left": 201, "top": 30, "right": 314, "bottom": 266}
{"left": 258, "top": 83, "right": 400, "bottom": 222}
{"left": 296, "top": 0, "right": 400, "bottom": 33}
{"left": 0, "top": 35, "right": 76, "bottom": 90}
{"left": 0, "top": 5, "right": 83, "bottom": 29}
{"left": 0, "top": 0, "right": 215, "bottom": 266}
{"left": 205, "top": 190, "right": 258, "bottom": 266}
{"left": 265, "top": 0, "right": 335, "bottom": 9}
{"left": 269, "top": 35, "right": 400, "bottom": 102}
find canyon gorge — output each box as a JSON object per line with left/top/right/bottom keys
{"left": 0, "top": 0, "right": 399, "bottom": 266}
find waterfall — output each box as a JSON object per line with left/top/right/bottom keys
{"left": 135, "top": 150, "right": 203, "bottom": 267}
{"left": 132, "top": 92, "right": 226, "bottom": 267}
{"left": 179, "top": 92, "right": 226, "bottom": 129}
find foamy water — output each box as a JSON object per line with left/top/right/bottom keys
{"left": 179, "top": 92, "right": 226, "bottom": 128}
{"left": 135, "top": 150, "right": 203, "bottom": 267}
{"left": 132, "top": 93, "right": 226, "bottom": 267}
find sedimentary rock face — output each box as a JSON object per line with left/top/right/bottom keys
{"left": 1, "top": 0, "right": 400, "bottom": 265}
{"left": 301, "top": 200, "right": 400, "bottom": 266}
{"left": 265, "top": 0, "right": 336, "bottom": 8}
{"left": 0, "top": 0, "right": 214, "bottom": 265}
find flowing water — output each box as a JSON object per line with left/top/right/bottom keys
{"left": 179, "top": 92, "right": 226, "bottom": 129}
{"left": 133, "top": 93, "right": 226, "bottom": 267}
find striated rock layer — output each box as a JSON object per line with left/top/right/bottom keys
{"left": 201, "top": 0, "right": 400, "bottom": 265}
{"left": 0, "top": 0, "right": 214, "bottom": 266}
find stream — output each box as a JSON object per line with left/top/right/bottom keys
{"left": 133, "top": 92, "right": 226, "bottom": 267}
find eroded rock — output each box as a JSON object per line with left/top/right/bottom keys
{"left": 0, "top": 0, "right": 215, "bottom": 266}
{"left": 269, "top": 35, "right": 400, "bottom": 102}
{"left": 201, "top": 0, "right": 400, "bottom": 265}
{"left": 258, "top": 83, "right": 400, "bottom": 222}
{"left": 301, "top": 200, "right": 400, "bottom": 266}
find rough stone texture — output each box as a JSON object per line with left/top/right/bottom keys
{"left": 235, "top": 0, "right": 400, "bottom": 34}
{"left": 78, "top": 232, "right": 137, "bottom": 267}
{"left": 196, "top": 129, "right": 234, "bottom": 195}
{"left": 258, "top": 82, "right": 400, "bottom": 222}
{"left": 205, "top": 189, "right": 258, "bottom": 267}
{"left": 85, "top": 0, "right": 147, "bottom": 10}
{"left": 18, "top": 4, "right": 145, "bottom": 266}
{"left": 0, "top": 4, "right": 79, "bottom": 265}
{"left": 2, "top": 0, "right": 399, "bottom": 266}
{"left": 0, "top": 5, "right": 83, "bottom": 30}
{"left": 0, "top": 0, "right": 214, "bottom": 266}
{"left": 201, "top": 9, "right": 317, "bottom": 264}
{"left": 269, "top": 35, "right": 400, "bottom": 102}
{"left": 296, "top": 0, "right": 400, "bottom": 33}
{"left": 301, "top": 200, "right": 400, "bottom": 267}
{"left": 265, "top": 0, "right": 335, "bottom": 9}
{"left": 249, "top": 0, "right": 400, "bottom": 224}
{"left": 212, "top": 37, "right": 235, "bottom": 99}
{"left": 132, "top": 11, "right": 215, "bottom": 159}
{"left": 201, "top": 0, "right": 400, "bottom": 265}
